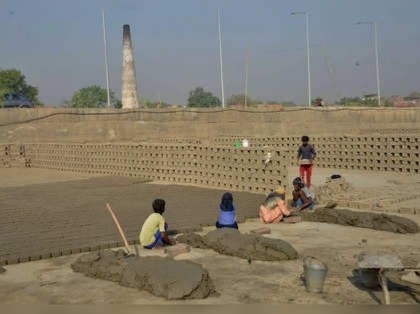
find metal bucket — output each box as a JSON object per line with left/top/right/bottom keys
{"left": 303, "top": 256, "right": 328, "bottom": 293}
{"left": 359, "top": 268, "right": 380, "bottom": 288}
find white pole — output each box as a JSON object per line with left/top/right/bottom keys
{"left": 102, "top": 9, "right": 111, "bottom": 108}
{"left": 357, "top": 21, "right": 382, "bottom": 107}
{"left": 374, "top": 22, "right": 381, "bottom": 107}
{"left": 244, "top": 50, "right": 249, "bottom": 108}
{"left": 305, "top": 13, "right": 312, "bottom": 107}
{"left": 218, "top": 9, "right": 225, "bottom": 108}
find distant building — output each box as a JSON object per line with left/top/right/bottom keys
{"left": 363, "top": 94, "right": 378, "bottom": 101}
{"left": 390, "top": 95, "right": 420, "bottom": 107}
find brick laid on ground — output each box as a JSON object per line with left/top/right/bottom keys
{"left": 0, "top": 177, "right": 262, "bottom": 265}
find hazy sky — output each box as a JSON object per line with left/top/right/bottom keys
{"left": 1, "top": 0, "right": 420, "bottom": 105}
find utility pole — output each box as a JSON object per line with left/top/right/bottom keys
{"left": 357, "top": 21, "right": 382, "bottom": 107}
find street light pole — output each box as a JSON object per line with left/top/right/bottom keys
{"left": 102, "top": 9, "right": 111, "bottom": 108}
{"left": 292, "top": 11, "right": 311, "bottom": 107}
{"left": 244, "top": 50, "right": 249, "bottom": 108}
{"left": 218, "top": 9, "right": 225, "bottom": 108}
{"left": 357, "top": 21, "right": 382, "bottom": 107}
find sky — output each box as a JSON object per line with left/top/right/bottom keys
{"left": 1, "top": 0, "right": 420, "bottom": 106}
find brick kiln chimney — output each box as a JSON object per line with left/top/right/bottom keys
{"left": 121, "top": 24, "right": 140, "bottom": 109}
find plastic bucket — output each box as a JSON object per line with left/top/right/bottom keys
{"left": 303, "top": 256, "right": 328, "bottom": 293}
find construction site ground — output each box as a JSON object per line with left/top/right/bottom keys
{"left": 0, "top": 167, "right": 419, "bottom": 304}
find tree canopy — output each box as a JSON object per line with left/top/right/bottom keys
{"left": 226, "top": 93, "right": 256, "bottom": 107}
{"left": 0, "top": 68, "right": 40, "bottom": 105}
{"left": 187, "top": 87, "right": 221, "bottom": 108}
{"left": 67, "top": 85, "right": 117, "bottom": 108}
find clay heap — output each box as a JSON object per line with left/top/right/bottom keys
{"left": 71, "top": 250, "right": 216, "bottom": 300}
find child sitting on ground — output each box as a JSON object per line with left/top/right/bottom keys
{"left": 139, "top": 198, "right": 174, "bottom": 249}
{"left": 291, "top": 177, "right": 314, "bottom": 211}
{"left": 216, "top": 192, "right": 239, "bottom": 229}
{"left": 259, "top": 187, "right": 292, "bottom": 223}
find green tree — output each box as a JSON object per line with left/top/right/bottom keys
{"left": 227, "top": 93, "right": 255, "bottom": 107}
{"left": 67, "top": 85, "right": 117, "bottom": 108}
{"left": 0, "top": 68, "right": 40, "bottom": 105}
{"left": 187, "top": 87, "right": 221, "bottom": 108}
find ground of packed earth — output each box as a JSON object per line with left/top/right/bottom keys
{"left": 0, "top": 167, "right": 419, "bottom": 304}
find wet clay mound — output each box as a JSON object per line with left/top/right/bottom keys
{"left": 71, "top": 250, "right": 215, "bottom": 300}
{"left": 302, "top": 208, "right": 419, "bottom": 234}
{"left": 178, "top": 229, "right": 298, "bottom": 261}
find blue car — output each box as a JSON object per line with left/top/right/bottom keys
{"left": 2, "top": 93, "right": 34, "bottom": 108}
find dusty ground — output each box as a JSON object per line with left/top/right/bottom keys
{"left": 0, "top": 219, "right": 419, "bottom": 305}
{"left": 291, "top": 167, "right": 420, "bottom": 214}
{"left": 0, "top": 167, "right": 419, "bottom": 304}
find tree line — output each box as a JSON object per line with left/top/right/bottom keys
{"left": 2, "top": 68, "right": 418, "bottom": 108}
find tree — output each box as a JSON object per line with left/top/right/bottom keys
{"left": 227, "top": 94, "right": 254, "bottom": 107}
{"left": 0, "top": 68, "right": 40, "bottom": 105}
{"left": 67, "top": 85, "right": 117, "bottom": 108}
{"left": 187, "top": 87, "right": 221, "bottom": 108}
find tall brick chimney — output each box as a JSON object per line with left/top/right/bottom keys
{"left": 121, "top": 24, "right": 140, "bottom": 109}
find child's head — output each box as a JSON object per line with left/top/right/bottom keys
{"left": 263, "top": 196, "right": 281, "bottom": 210}
{"left": 293, "top": 177, "right": 304, "bottom": 190}
{"left": 267, "top": 187, "right": 286, "bottom": 201}
{"left": 220, "top": 192, "right": 234, "bottom": 211}
{"left": 301, "top": 135, "right": 309, "bottom": 146}
{"left": 152, "top": 198, "right": 166, "bottom": 214}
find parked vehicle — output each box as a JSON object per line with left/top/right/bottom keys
{"left": 2, "top": 93, "right": 34, "bottom": 108}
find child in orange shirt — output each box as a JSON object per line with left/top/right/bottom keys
{"left": 259, "top": 187, "right": 292, "bottom": 224}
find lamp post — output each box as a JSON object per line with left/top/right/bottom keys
{"left": 218, "top": 9, "right": 225, "bottom": 108}
{"left": 291, "top": 11, "right": 311, "bottom": 107}
{"left": 357, "top": 21, "right": 381, "bottom": 107}
{"left": 102, "top": 9, "right": 111, "bottom": 108}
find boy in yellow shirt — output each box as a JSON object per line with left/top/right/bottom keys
{"left": 139, "top": 199, "right": 174, "bottom": 249}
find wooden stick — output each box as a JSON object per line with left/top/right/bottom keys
{"left": 106, "top": 203, "right": 132, "bottom": 255}
{"left": 378, "top": 270, "right": 391, "bottom": 305}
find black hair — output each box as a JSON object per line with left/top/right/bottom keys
{"left": 220, "top": 192, "right": 234, "bottom": 212}
{"left": 292, "top": 177, "right": 305, "bottom": 188}
{"left": 152, "top": 198, "right": 165, "bottom": 214}
{"left": 301, "top": 135, "right": 309, "bottom": 142}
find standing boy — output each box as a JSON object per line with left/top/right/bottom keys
{"left": 297, "top": 135, "right": 316, "bottom": 189}
{"left": 139, "top": 199, "right": 174, "bottom": 249}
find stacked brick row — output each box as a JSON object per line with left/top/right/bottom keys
{"left": 23, "top": 143, "right": 289, "bottom": 194}
{"left": 1, "top": 144, "right": 11, "bottom": 167}
{"left": 212, "top": 135, "right": 420, "bottom": 174}
{"left": 1, "top": 144, "right": 29, "bottom": 168}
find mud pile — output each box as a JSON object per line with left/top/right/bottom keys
{"left": 71, "top": 250, "right": 215, "bottom": 300}
{"left": 177, "top": 228, "right": 298, "bottom": 261}
{"left": 302, "top": 208, "right": 419, "bottom": 234}
{"left": 313, "top": 176, "right": 353, "bottom": 204}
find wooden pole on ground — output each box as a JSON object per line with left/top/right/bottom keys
{"left": 106, "top": 203, "right": 134, "bottom": 255}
